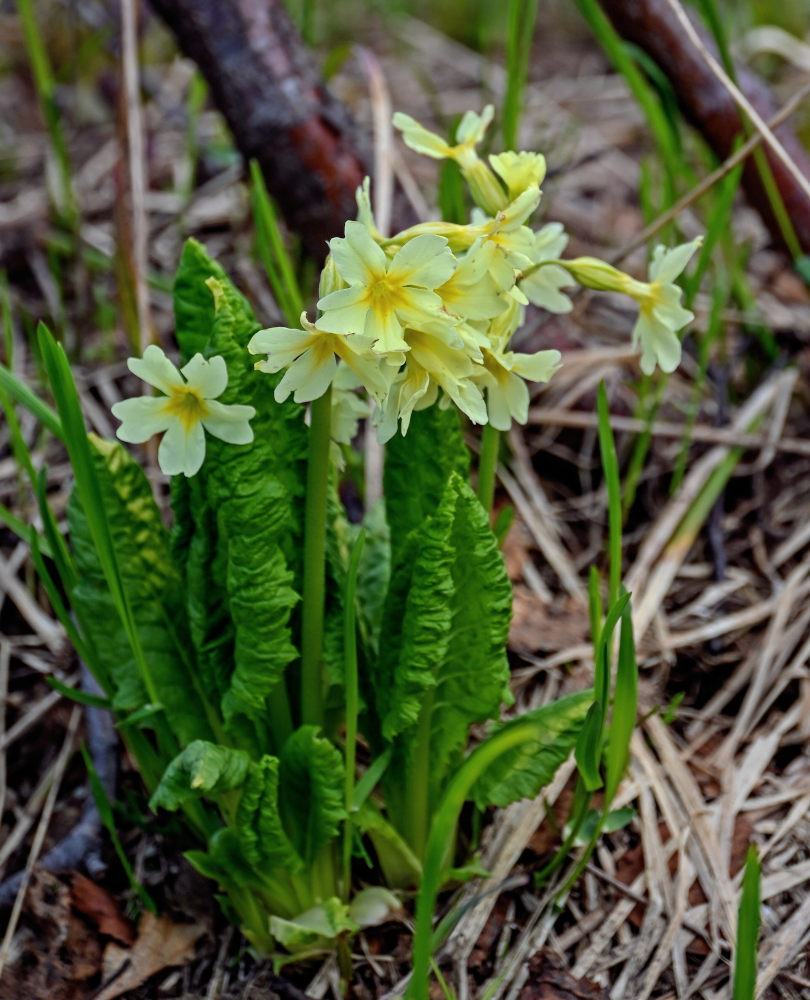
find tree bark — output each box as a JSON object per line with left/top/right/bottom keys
{"left": 598, "top": 0, "right": 810, "bottom": 256}
{"left": 147, "top": 0, "right": 378, "bottom": 261}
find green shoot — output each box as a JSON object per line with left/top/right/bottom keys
{"left": 733, "top": 846, "right": 761, "bottom": 1000}
{"left": 250, "top": 160, "right": 305, "bottom": 326}
{"left": 502, "top": 0, "right": 539, "bottom": 150}
{"left": 14, "top": 0, "right": 78, "bottom": 229}
{"left": 80, "top": 743, "right": 156, "bottom": 912}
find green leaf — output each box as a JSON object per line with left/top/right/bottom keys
{"left": 67, "top": 436, "right": 216, "bottom": 746}
{"left": 605, "top": 601, "right": 638, "bottom": 804}
{"left": 470, "top": 690, "right": 594, "bottom": 809}
{"left": 46, "top": 676, "right": 110, "bottom": 709}
{"left": 375, "top": 473, "right": 512, "bottom": 843}
{"left": 170, "top": 241, "right": 308, "bottom": 748}
{"left": 185, "top": 827, "right": 259, "bottom": 889}
{"left": 149, "top": 740, "right": 252, "bottom": 811}
{"left": 383, "top": 405, "right": 470, "bottom": 562}
{"left": 237, "top": 755, "right": 302, "bottom": 873}
{"left": 278, "top": 726, "right": 345, "bottom": 865}
{"left": 733, "top": 846, "right": 761, "bottom": 1000}
{"left": 354, "top": 802, "right": 423, "bottom": 887}
{"left": 575, "top": 701, "right": 604, "bottom": 792}
{"left": 269, "top": 897, "right": 356, "bottom": 956}
{"left": 355, "top": 500, "right": 391, "bottom": 657}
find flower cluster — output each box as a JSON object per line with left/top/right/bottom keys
{"left": 113, "top": 108, "right": 701, "bottom": 472}
{"left": 249, "top": 107, "right": 700, "bottom": 443}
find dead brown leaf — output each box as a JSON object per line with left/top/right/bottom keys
{"left": 1, "top": 868, "right": 104, "bottom": 1000}
{"left": 67, "top": 872, "right": 135, "bottom": 946}
{"left": 95, "top": 911, "right": 207, "bottom": 1000}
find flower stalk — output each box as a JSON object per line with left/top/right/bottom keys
{"left": 300, "top": 385, "right": 333, "bottom": 728}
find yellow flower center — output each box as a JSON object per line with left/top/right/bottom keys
{"left": 366, "top": 275, "right": 407, "bottom": 316}
{"left": 162, "top": 385, "right": 209, "bottom": 431}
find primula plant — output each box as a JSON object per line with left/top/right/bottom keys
{"left": 26, "top": 108, "right": 699, "bottom": 989}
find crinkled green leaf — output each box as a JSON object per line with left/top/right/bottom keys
{"left": 237, "top": 755, "right": 302, "bottom": 873}
{"left": 278, "top": 726, "right": 345, "bottom": 865}
{"left": 269, "top": 897, "right": 356, "bottom": 955}
{"left": 185, "top": 827, "right": 257, "bottom": 889}
{"left": 470, "top": 690, "right": 594, "bottom": 809}
{"left": 68, "top": 436, "right": 213, "bottom": 746}
{"left": 375, "top": 472, "right": 512, "bottom": 813}
{"left": 355, "top": 500, "right": 391, "bottom": 657}
{"left": 149, "top": 740, "right": 251, "bottom": 811}
{"left": 170, "top": 241, "right": 308, "bottom": 748}
{"left": 383, "top": 405, "right": 469, "bottom": 563}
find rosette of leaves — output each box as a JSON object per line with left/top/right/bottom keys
{"left": 56, "top": 241, "right": 592, "bottom": 960}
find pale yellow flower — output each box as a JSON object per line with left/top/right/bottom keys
{"left": 488, "top": 151, "right": 547, "bottom": 202}
{"left": 558, "top": 237, "right": 701, "bottom": 374}
{"left": 317, "top": 222, "right": 457, "bottom": 354}
{"left": 476, "top": 344, "right": 561, "bottom": 430}
{"left": 249, "top": 313, "right": 388, "bottom": 404}
{"left": 393, "top": 106, "right": 507, "bottom": 215}
{"left": 519, "top": 223, "right": 575, "bottom": 313}
{"left": 111, "top": 345, "right": 255, "bottom": 477}
{"left": 436, "top": 239, "right": 507, "bottom": 325}
{"left": 631, "top": 238, "right": 702, "bottom": 374}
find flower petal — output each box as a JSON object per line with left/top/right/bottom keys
{"left": 275, "top": 344, "right": 338, "bottom": 403}
{"left": 201, "top": 399, "right": 255, "bottom": 444}
{"left": 510, "top": 349, "right": 562, "bottom": 383}
{"left": 158, "top": 418, "right": 206, "bottom": 477}
{"left": 392, "top": 112, "right": 451, "bottom": 159}
{"left": 330, "top": 221, "right": 387, "bottom": 286}
{"left": 316, "top": 286, "right": 369, "bottom": 333}
{"left": 181, "top": 353, "right": 228, "bottom": 399}
{"left": 128, "top": 344, "right": 184, "bottom": 394}
{"left": 388, "top": 234, "right": 455, "bottom": 289}
{"left": 649, "top": 237, "right": 702, "bottom": 284}
{"left": 112, "top": 395, "right": 174, "bottom": 443}
{"left": 249, "top": 325, "right": 318, "bottom": 368}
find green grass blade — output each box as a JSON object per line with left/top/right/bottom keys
{"left": 733, "top": 846, "right": 761, "bottom": 1000}
{"left": 14, "top": 0, "right": 77, "bottom": 228}
{"left": 574, "top": 701, "right": 604, "bottom": 792}
{"left": 34, "top": 466, "right": 77, "bottom": 591}
{"left": 28, "top": 529, "right": 90, "bottom": 661}
{"left": 575, "top": 0, "right": 680, "bottom": 185}
{"left": 588, "top": 566, "right": 603, "bottom": 647}
{"left": 250, "top": 160, "right": 304, "bottom": 326}
{"left": 0, "top": 501, "right": 52, "bottom": 555}
{"left": 80, "top": 743, "right": 156, "bottom": 912}
{"left": 502, "top": 0, "right": 539, "bottom": 150}
{"left": 46, "top": 675, "right": 111, "bottom": 709}
{"left": 604, "top": 599, "right": 637, "bottom": 804}
{"left": 695, "top": 0, "right": 800, "bottom": 260}
{"left": 0, "top": 358, "right": 63, "bottom": 440}
{"left": 593, "top": 590, "right": 631, "bottom": 721}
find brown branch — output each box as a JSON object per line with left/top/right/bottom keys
{"left": 597, "top": 0, "right": 810, "bottom": 256}
{"left": 147, "top": 0, "right": 412, "bottom": 261}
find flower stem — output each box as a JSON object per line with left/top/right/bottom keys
{"left": 301, "top": 386, "right": 332, "bottom": 728}
{"left": 477, "top": 421, "right": 499, "bottom": 517}
{"left": 343, "top": 530, "right": 365, "bottom": 901}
